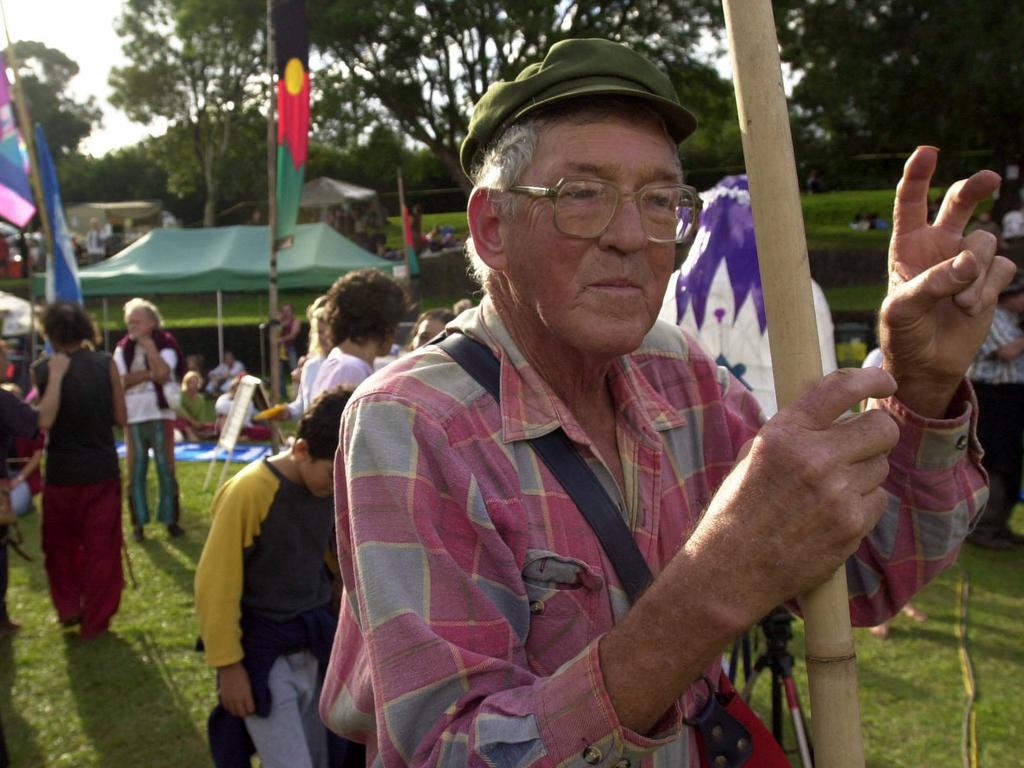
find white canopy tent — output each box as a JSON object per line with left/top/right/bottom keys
{"left": 300, "top": 178, "right": 378, "bottom": 208}
{"left": 0, "top": 291, "right": 32, "bottom": 336}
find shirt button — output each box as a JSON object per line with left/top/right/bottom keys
{"left": 613, "top": 760, "right": 631, "bottom": 768}
{"left": 529, "top": 600, "right": 545, "bottom": 615}
{"left": 955, "top": 434, "right": 967, "bottom": 451}
{"left": 582, "top": 745, "right": 603, "bottom": 764}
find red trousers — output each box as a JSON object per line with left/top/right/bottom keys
{"left": 41, "top": 479, "right": 124, "bottom": 638}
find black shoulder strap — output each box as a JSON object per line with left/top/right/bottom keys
{"left": 437, "top": 333, "right": 653, "bottom": 604}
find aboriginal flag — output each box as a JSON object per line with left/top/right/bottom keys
{"left": 273, "top": 0, "right": 309, "bottom": 250}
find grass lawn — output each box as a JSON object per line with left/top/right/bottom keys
{"left": 2, "top": 454, "right": 1022, "bottom": 766}
{"left": 85, "top": 291, "right": 327, "bottom": 330}
{"left": 381, "top": 187, "right": 970, "bottom": 254}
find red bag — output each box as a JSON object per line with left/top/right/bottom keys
{"left": 690, "top": 673, "right": 793, "bottom": 768}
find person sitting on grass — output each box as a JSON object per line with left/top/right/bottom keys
{"left": 214, "top": 375, "right": 271, "bottom": 442}
{"left": 195, "top": 389, "right": 359, "bottom": 768}
{"left": 175, "top": 371, "right": 215, "bottom": 441}
{"left": 206, "top": 351, "right": 246, "bottom": 395}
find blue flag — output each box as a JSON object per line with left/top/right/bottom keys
{"left": 35, "top": 125, "right": 81, "bottom": 304}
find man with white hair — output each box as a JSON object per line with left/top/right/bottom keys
{"left": 113, "top": 298, "right": 185, "bottom": 541}
{"left": 321, "top": 38, "right": 1013, "bottom": 767}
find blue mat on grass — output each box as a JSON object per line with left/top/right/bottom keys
{"left": 115, "top": 441, "right": 273, "bottom": 463}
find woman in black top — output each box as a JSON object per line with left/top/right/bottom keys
{"left": 33, "top": 302, "right": 127, "bottom": 639}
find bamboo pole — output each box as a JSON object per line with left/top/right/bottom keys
{"left": 721, "top": 1, "right": 864, "bottom": 765}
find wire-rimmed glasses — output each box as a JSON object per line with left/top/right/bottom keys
{"left": 508, "top": 177, "right": 701, "bottom": 243}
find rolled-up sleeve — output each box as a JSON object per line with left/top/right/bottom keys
{"left": 847, "top": 380, "right": 986, "bottom": 625}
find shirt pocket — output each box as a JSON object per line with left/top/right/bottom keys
{"left": 521, "top": 548, "right": 605, "bottom": 676}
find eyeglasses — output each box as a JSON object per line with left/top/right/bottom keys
{"left": 507, "top": 177, "right": 701, "bottom": 243}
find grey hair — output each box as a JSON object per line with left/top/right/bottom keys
{"left": 465, "top": 120, "right": 542, "bottom": 288}
{"left": 123, "top": 297, "right": 163, "bottom": 328}
{"left": 464, "top": 97, "right": 682, "bottom": 289}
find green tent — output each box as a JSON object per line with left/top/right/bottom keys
{"left": 32, "top": 223, "right": 394, "bottom": 296}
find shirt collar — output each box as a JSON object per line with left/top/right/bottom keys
{"left": 450, "top": 297, "right": 685, "bottom": 448}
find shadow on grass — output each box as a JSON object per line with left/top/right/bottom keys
{"left": 10, "top": 513, "right": 51, "bottom": 596}
{"left": 63, "top": 630, "right": 208, "bottom": 766}
{"left": 135, "top": 536, "right": 203, "bottom": 596}
{"left": 0, "top": 635, "right": 46, "bottom": 767}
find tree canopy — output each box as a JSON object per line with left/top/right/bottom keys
{"left": 307, "top": 0, "right": 721, "bottom": 190}
{"left": 10, "top": 41, "right": 101, "bottom": 159}
{"left": 776, "top": 0, "right": 1024, "bottom": 207}
{"left": 109, "top": 0, "right": 266, "bottom": 225}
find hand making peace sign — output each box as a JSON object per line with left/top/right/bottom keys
{"left": 879, "top": 146, "right": 1017, "bottom": 417}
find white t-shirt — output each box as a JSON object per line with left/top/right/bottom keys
{"left": 286, "top": 355, "right": 326, "bottom": 420}
{"left": 207, "top": 360, "right": 245, "bottom": 391}
{"left": 113, "top": 344, "right": 179, "bottom": 423}
{"left": 215, "top": 393, "right": 257, "bottom": 426}
{"left": 311, "top": 347, "right": 373, "bottom": 400}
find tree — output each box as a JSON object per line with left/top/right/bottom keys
{"left": 307, "top": 0, "right": 720, "bottom": 191}
{"left": 671, "top": 60, "right": 744, "bottom": 191}
{"left": 10, "top": 41, "right": 101, "bottom": 158}
{"left": 109, "top": 0, "right": 266, "bottom": 226}
{"left": 775, "top": 1, "right": 1024, "bottom": 210}
{"left": 60, "top": 143, "right": 173, "bottom": 205}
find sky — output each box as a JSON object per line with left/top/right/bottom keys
{"left": 0, "top": 3, "right": 765, "bottom": 159}
{"left": 3, "top": 0, "right": 157, "bottom": 156}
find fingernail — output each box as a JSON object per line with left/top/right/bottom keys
{"left": 917, "top": 145, "right": 940, "bottom": 153}
{"left": 952, "top": 251, "right": 973, "bottom": 281}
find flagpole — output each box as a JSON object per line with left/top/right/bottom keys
{"left": 266, "top": 0, "right": 281, "bottom": 416}
{"left": 397, "top": 169, "right": 410, "bottom": 277}
{"left": 397, "top": 167, "right": 421, "bottom": 311}
{"left": 722, "top": 1, "right": 864, "bottom": 765}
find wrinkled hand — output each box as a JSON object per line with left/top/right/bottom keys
{"left": 687, "top": 368, "right": 899, "bottom": 626}
{"left": 47, "top": 352, "right": 70, "bottom": 379}
{"left": 880, "top": 147, "right": 1017, "bottom": 415}
{"left": 217, "top": 662, "right": 255, "bottom": 718}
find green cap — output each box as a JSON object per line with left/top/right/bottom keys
{"left": 460, "top": 38, "right": 698, "bottom": 177}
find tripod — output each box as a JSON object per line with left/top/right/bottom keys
{"left": 729, "top": 607, "right": 814, "bottom": 768}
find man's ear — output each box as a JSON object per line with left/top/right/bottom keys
{"left": 467, "top": 188, "right": 508, "bottom": 272}
{"left": 292, "top": 437, "right": 310, "bottom": 462}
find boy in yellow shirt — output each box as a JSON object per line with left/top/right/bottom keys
{"left": 195, "top": 389, "right": 355, "bottom": 768}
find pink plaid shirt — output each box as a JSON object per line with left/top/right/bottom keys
{"left": 321, "top": 298, "right": 986, "bottom": 768}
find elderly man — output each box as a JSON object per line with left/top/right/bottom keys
{"left": 113, "top": 298, "right": 186, "bottom": 541}
{"left": 320, "top": 39, "right": 1013, "bottom": 767}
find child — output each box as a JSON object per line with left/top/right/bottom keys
{"left": 175, "top": 371, "right": 215, "bottom": 441}
{"left": 195, "top": 389, "right": 355, "bottom": 768}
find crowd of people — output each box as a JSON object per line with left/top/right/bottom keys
{"left": 0, "top": 36, "right": 1022, "bottom": 768}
